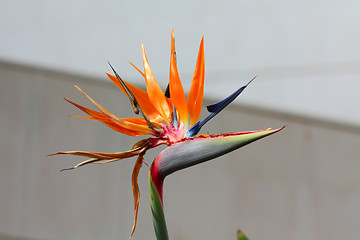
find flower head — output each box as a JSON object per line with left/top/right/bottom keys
{"left": 51, "top": 29, "right": 284, "bottom": 239}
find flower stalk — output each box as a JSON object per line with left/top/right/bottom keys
{"left": 149, "top": 170, "right": 169, "bottom": 240}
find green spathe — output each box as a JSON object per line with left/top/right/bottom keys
{"left": 149, "top": 127, "right": 284, "bottom": 240}
{"left": 154, "top": 127, "right": 284, "bottom": 179}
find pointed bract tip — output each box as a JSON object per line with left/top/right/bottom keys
{"left": 60, "top": 167, "right": 75, "bottom": 172}
{"left": 74, "top": 85, "right": 82, "bottom": 93}
{"left": 107, "top": 61, "right": 116, "bottom": 72}
{"left": 246, "top": 75, "right": 257, "bottom": 87}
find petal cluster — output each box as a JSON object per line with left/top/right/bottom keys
{"left": 51, "top": 29, "right": 284, "bottom": 239}
{"left": 69, "top": 29, "right": 206, "bottom": 142}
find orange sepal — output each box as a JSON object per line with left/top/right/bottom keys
{"left": 169, "top": 29, "right": 189, "bottom": 126}
{"left": 65, "top": 98, "right": 150, "bottom": 136}
{"left": 141, "top": 44, "right": 172, "bottom": 123}
{"left": 187, "top": 36, "right": 205, "bottom": 126}
{"left": 123, "top": 117, "right": 162, "bottom": 130}
{"left": 106, "top": 73, "right": 163, "bottom": 123}
{"left": 66, "top": 86, "right": 156, "bottom": 136}
{"left": 129, "top": 61, "right": 145, "bottom": 78}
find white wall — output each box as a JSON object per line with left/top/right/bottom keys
{"left": 1, "top": 0, "right": 359, "bottom": 126}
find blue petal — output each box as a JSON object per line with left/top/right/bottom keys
{"left": 186, "top": 77, "right": 255, "bottom": 137}
{"left": 185, "top": 121, "right": 201, "bottom": 138}
{"left": 206, "top": 77, "right": 255, "bottom": 113}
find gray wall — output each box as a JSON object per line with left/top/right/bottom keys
{"left": 1, "top": 61, "right": 359, "bottom": 240}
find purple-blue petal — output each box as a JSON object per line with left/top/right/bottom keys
{"left": 186, "top": 77, "right": 255, "bottom": 137}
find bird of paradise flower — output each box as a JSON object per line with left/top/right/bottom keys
{"left": 50, "top": 29, "right": 284, "bottom": 240}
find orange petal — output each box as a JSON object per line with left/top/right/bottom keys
{"left": 187, "top": 36, "right": 205, "bottom": 126}
{"left": 65, "top": 98, "right": 104, "bottom": 119}
{"left": 66, "top": 89, "right": 153, "bottom": 136}
{"left": 106, "top": 73, "right": 164, "bottom": 122}
{"left": 75, "top": 86, "right": 152, "bottom": 133}
{"left": 70, "top": 114, "right": 147, "bottom": 137}
{"left": 65, "top": 98, "right": 145, "bottom": 136}
{"left": 128, "top": 62, "right": 173, "bottom": 123}
{"left": 130, "top": 151, "right": 146, "bottom": 239}
{"left": 169, "top": 29, "right": 189, "bottom": 126}
{"left": 141, "top": 44, "right": 172, "bottom": 123}
{"left": 129, "top": 61, "right": 145, "bottom": 78}
{"left": 123, "top": 117, "right": 162, "bottom": 130}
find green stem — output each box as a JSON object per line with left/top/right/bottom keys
{"left": 149, "top": 171, "right": 169, "bottom": 240}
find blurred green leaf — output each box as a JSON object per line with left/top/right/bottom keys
{"left": 237, "top": 229, "right": 250, "bottom": 240}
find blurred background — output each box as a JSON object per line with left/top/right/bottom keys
{"left": 1, "top": 1, "right": 359, "bottom": 240}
